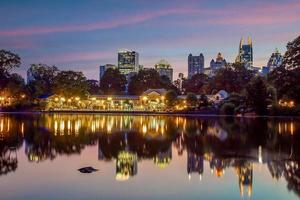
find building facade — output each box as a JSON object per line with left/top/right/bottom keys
{"left": 267, "top": 48, "right": 283, "bottom": 71}
{"left": 236, "top": 37, "right": 253, "bottom": 68}
{"left": 154, "top": 59, "right": 173, "bottom": 82}
{"left": 210, "top": 53, "right": 227, "bottom": 74}
{"left": 99, "top": 64, "right": 117, "bottom": 83}
{"left": 118, "top": 49, "right": 140, "bottom": 77}
{"left": 188, "top": 53, "right": 204, "bottom": 79}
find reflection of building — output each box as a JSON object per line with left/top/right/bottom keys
{"left": 154, "top": 146, "right": 172, "bottom": 169}
{"left": 210, "top": 53, "right": 227, "bottom": 74}
{"left": 236, "top": 162, "right": 253, "bottom": 197}
{"left": 209, "top": 157, "right": 230, "bottom": 177}
{"left": 236, "top": 37, "right": 253, "bottom": 68}
{"left": 154, "top": 59, "right": 173, "bottom": 82}
{"left": 187, "top": 151, "right": 204, "bottom": 179}
{"left": 118, "top": 49, "right": 140, "bottom": 78}
{"left": 188, "top": 53, "right": 204, "bottom": 79}
{"left": 99, "top": 64, "right": 117, "bottom": 83}
{"left": 116, "top": 151, "right": 138, "bottom": 181}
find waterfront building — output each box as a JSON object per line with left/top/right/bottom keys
{"left": 154, "top": 59, "right": 173, "bottom": 82}
{"left": 236, "top": 37, "right": 253, "bottom": 68}
{"left": 99, "top": 64, "right": 117, "bottom": 83}
{"left": 210, "top": 52, "right": 227, "bottom": 74}
{"left": 118, "top": 49, "right": 140, "bottom": 78}
{"left": 267, "top": 48, "right": 283, "bottom": 71}
{"left": 188, "top": 53, "right": 204, "bottom": 79}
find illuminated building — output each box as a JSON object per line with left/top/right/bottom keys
{"left": 99, "top": 64, "right": 117, "bottom": 83}
{"left": 116, "top": 151, "right": 137, "bottom": 181}
{"left": 210, "top": 53, "right": 227, "bottom": 74}
{"left": 267, "top": 48, "right": 283, "bottom": 71}
{"left": 118, "top": 49, "right": 141, "bottom": 78}
{"left": 236, "top": 37, "right": 253, "bottom": 68}
{"left": 154, "top": 59, "right": 173, "bottom": 82}
{"left": 188, "top": 53, "right": 204, "bottom": 79}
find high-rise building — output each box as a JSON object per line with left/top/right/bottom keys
{"left": 118, "top": 49, "right": 139, "bottom": 76}
{"left": 154, "top": 59, "right": 173, "bottom": 82}
{"left": 267, "top": 48, "right": 283, "bottom": 71}
{"left": 210, "top": 52, "right": 227, "bottom": 74}
{"left": 188, "top": 53, "right": 204, "bottom": 79}
{"left": 99, "top": 64, "right": 117, "bottom": 83}
{"left": 236, "top": 37, "right": 253, "bottom": 68}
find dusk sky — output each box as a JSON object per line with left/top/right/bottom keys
{"left": 1, "top": 0, "right": 300, "bottom": 80}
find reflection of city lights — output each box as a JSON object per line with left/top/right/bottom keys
{"left": 258, "top": 146, "right": 263, "bottom": 164}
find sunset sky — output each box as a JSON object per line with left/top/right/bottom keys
{"left": 1, "top": 0, "right": 299, "bottom": 80}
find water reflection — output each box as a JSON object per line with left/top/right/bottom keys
{"left": 0, "top": 114, "right": 300, "bottom": 198}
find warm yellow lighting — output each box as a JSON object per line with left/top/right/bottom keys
{"left": 92, "top": 97, "right": 96, "bottom": 101}
{"left": 67, "top": 99, "right": 72, "bottom": 103}
{"left": 142, "top": 96, "right": 148, "bottom": 101}
{"left": 54, "top": 97, "right": 59, "bottom": 102}
{"left": 60, "top": 97, "right": 66, "bottom": 102}
{"left": 161, "top": 96, "right": 165, "bottom": 100}
{"left": 75, "top": 97, "right": 80, "bottom": 101}
{"left": 107, "top": 97, "right": 112, "bottom": 101}
{"left": 21, "top": 94, "right": 26, "bottom": 98}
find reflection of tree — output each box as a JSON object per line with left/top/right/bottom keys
{"left": 0, "top": 149, "right": 18, "bottom": 176}
{"left": 283, "top": 161, "right": 300, "bottom": 197}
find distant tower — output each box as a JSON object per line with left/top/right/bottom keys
{"left": 188, "top": 53, "right": 204, "bottom": 79}
{"left": 154, "top": 59, "right": 173, "bottom": 82}
{"left": 236, "top": 37, "right": 253, "bottom": 68}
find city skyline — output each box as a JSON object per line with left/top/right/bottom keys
{"left": 1, "top": 0, "right": 300, "bottom": 80}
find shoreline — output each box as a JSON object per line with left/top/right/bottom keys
{"left": 0, "top": 110, "right": 299, "bottom": 119}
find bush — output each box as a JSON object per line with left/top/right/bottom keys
{"left": 220, "top": 103, "right": 235, "bottom": 115}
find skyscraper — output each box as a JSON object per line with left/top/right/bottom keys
{"left": 118, "top": 49, "right": 139, "bottom": 76}
{"left": 236, "top": 37, "right": 253, "bottom": 68}
{"left": 188, "top": 53, "right": 204, "bottom": 79}
{"left": 210, "top": 52, "right": 227, "bottom": 74}
{"left": 267, "top": 48, "right": 283, "bottom": 70}
{"left": 154, "top": 59, "right": 173, "bottom": 82}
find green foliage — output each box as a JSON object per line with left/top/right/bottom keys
{"left": 27, "top": 64, "right": 59, "bottom": 98}
{"left": 281, "top": 35, "right": 300, "bottom": 70}
{"left": 212, "top": 64, "right": 254, "bottom": 93}
{"left": 100, "top": 68, "right": 127, "bottom": 95}
{"left": 186, "top": 93, "right": 198, "bottom": 109}
{"left": 128, "top": 69, "right": 175, "bottom": 95}
{"left": 53, "top": 70, "right": 88, "bottom": 98}
{"left": 246, "top": 76, "right": 269, "bottom": 115}
{"left": 182, "top": 73, "right": 210, "bottom": 94}
{"left": 165, "top": 90, "right": 178, "bottom": 108}
{"left": 220, "top": 102, "right": 235, "bottom": 115}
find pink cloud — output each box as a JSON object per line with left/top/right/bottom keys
{"left": 0, "top": 7, "right": 197, "bottom": 37}
{"left": 0, "top": 40, "right": 37, "bottom": 49}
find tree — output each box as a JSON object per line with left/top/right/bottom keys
{"left": 246, "top": 76, "right": 269, "bottom": 115}
{"left": 3, "top": 73, "right": 26, "bottom": 97}
{"left": 281, "top": 35, "right": 300, "bottom": 70}
{"left": 0, "top": 50, "right": 21, "bottom": 90}
{"left": 27, "top": 64, "right": 59, "bottom": 98}
{"left": 99, "top": 68, "right": 127, "bottom": 95}
{"left": 199, "top": 94, "right": 209, "bottom": 107}
{"left": 53, "top": 71, "right": 88, "bottom": 98}
{"left": 268, "top": 35, "right": 300, "bottom": 104}
{"left": 186, "top": 93, "right": 198, "bottom": 110}
{"left": 165, "top": 90, "right": 178, "bottom": 108}
{"left": 128, "top": 69, "right": 174, "bottom": 95}
{"left": 86, "top": 79, "right": 101, "bottom": 95}
{"left": 182, "top": 73, "right": 210, "bottom": 94}
{"left": 0, "top": 50, "right": 21, "bottom": 73}
{"left": 220, "top": 103, "right": 235, "bottom": 115}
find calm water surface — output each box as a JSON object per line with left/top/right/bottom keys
{"left": 0, "top": 113, "right": 300, "bottom": 200}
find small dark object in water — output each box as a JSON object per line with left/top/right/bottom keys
{"left": 78, "top": 167, "right": 98, "bottom": 173}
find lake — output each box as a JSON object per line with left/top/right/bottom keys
{"left": 0, "top": 113, "right": 299, "bottom": 200}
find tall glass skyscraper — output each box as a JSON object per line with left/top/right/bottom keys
{"left": 188, "top": 53, "right": 204, "bottom": 79}
{"left": 118, "top": 49, "right": 139, "bottom": 76}
{"left": 236, "top": 37, "right": 253, "bottom": 68}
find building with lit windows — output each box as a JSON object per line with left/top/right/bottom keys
{"left": 154, "top": 59, "right": 173, "bottom": 82}
{"left": 118, "top": 49, "right": 141, "bottom": 78}
{"left": 210, "top": 52, "right": 227, "bottom": 74}
{"left": 236, "top": 37, "right": 253, "bottom": 68}
{"left": 267, "top": 48, "right": 283, "bottom": 71}
{"left": 188, "top": 53, "right": 204, "bottom": 79}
